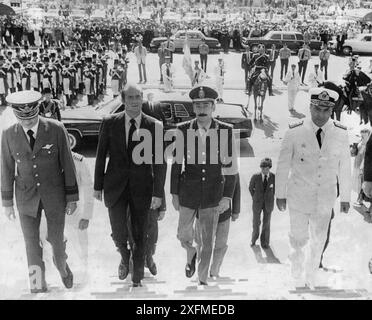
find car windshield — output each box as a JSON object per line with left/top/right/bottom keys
{"left": 215, "top": 104, "right": 246, "bottom": 118}
{"left": 95, "top": 97, "right": 122, "bottom": 115}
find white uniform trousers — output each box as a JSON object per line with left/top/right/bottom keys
{"left": 289, "top": 209, "right": 332, "bottom": 281}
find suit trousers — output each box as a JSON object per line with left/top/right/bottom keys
{"left": 200, "top": 54, "right": 208, "bottom": 72}
{"left": 320, "top": 60, "right": 328, "bottom": 80}
{"left": 108, "top": 188, "right": 148, "bottom": 283}
{"left": 177, "top": 206, "right": 219, "bottom": 283}
{"left": 298, "top": 60, "right": 308, "bottom": 83}
{"left": 251, "top": 205, "right": 272, "bottom": 246}
{"left": 268, "top": 61, "right": 276, "bottom": 79}
{"left": 288, "top": 210, "right": 332, "bottom": 281}
{"left": 195, "top": 218, "right": 230, "bottom": 277}
{"left": 138, "top": 63, "right": 147, "bottom": 82}
{"left": 19, "top": 201, "right": 68, "bottom": 289}
{"left": 280, "top": 59, "right": 289, "bottom": 80}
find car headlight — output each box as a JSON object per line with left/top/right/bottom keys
{"left": 216, "top": 43, "right": 221, "bottom": 47}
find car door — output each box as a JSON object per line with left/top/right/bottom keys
{"left": 269, "top": 32, "right": 282, "bottom": 47}
{"left": 359, "top": 35, "right": 372, "bottom": 53}
{"left": 188, "top": 32, "right": 201, "bottom": 49}
{"left": 283, "top": 33, "right": 297, "bottom": 51}
{"left": 174, "top": 31, "right": 185, "bottom": 50}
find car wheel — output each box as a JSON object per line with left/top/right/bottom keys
{"left": 67, "top": 131, "right": 82, "bottom": 150}
{"left": 342, "top": 46, "right": 352, "bottom": 56}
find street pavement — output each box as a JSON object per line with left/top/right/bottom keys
{"left": 1, "top": 51, "right": 372, "bottom": 300}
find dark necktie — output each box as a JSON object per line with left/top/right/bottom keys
{"left": 316, "top": 128, "right": 322, "bottom": 148}
{"left": 27, "top": 129, "right": 35, "bottom": 150}
{"left": 263, "top": 175, "right": 268, "bottom": 191}
{"left": 220, "top": 66, "right": 223, "bottom": 76}
{"left": 166, "top": 65, "right": 170, "bottom": 77}
{"left": 127, "top": 118, "right": 137, "bottom": 158}
{"left": 301, "top": 50, "right": 305, "bottom": 60}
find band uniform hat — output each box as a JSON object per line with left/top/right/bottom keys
{"left": 260, "top": 157, "right": 272, "bottom": 168}
{"left": 114, "top": 59, "right": 120, "bottom": 64}
{"left": 44, "top": 56, "right": 50, "bottom": 63}
{"left": 42, "top": 87, "right": 52, "bottom": 94}
{"left": 70, "top": 51, "right": 76, "bottom": 56}
{"left": 85, "top": 56, "right": 92, "bottom": 63}
{"left": 189, "top": 86, "right": 218, "bottom": 102}
{"left": 6, "top": 91, "right": 42, "bottom": 120}
{"left": 64, "top": 56, "right": 70, "bottom": 62}
{"left": 32, "top": 52, "right": 38, "bottom": 57}
{"left": 309, "top": 87, "right": 339, "bottom": 108}
{"left": 0, "top": 55, "right": 4, "bottom": 61}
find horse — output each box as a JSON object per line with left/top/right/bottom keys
{"left": 252, "top": 70, "right": 269, "bottom": 123}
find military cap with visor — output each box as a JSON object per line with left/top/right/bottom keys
{"left": 6, "top": 91, "right": 42, "bottom": 120}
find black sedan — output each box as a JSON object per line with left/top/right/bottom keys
{"left": 149, "top": 30, "right": 221, "bottom": 53}
{"left": 61, "top": 96, "right": 253, "bottom": 150}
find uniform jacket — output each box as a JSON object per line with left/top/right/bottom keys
{"left": 284, "top": 69, "right": 301, "bottom": 90}
{"left": 249, "top": 172, "right": 275, "bottom": 213}
{"left": 275, "top": 119, "right": 351, "bottom": 214}
{"left": 170, "top": 119, "right": 238, "bottom": 210}
{"left": 219, "top": 173, "right": 240, "bottom": 223}
{"left": 94, "top": 112, "right": 167, "bottom": 209}
{"left": 1, "top": 117, "right": 79, "bottom": 218}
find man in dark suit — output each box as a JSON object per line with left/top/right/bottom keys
{"left": 1, "top": 91, "right": 78, "bottom": 293}
{"left": 171, "top": 86, "right": 238, "bottom": 286}
{"left": 267, "top": 44, "right": 279, "bottom": 80}
{"left": 249, "top": 158, "right": 275, "bottom": 248}
{"left": 93, "top": 83, "right": 166, "bottom": 287}
{"left": 241, "top": 45, "right": 253, "bottom": 92}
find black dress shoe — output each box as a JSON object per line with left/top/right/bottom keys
{"left": 185, "top": 253, "right": 197, "bottom": 278}
{"left": 61, "top": 263, "right": 73, "bottom": 289}
{"left": 261, "top": 244, "right": 270, "bottom": 249}
{"left": 269, "top": 92, "right": 274, "bottom": 96}
{"left": 118, "top": 260, "right": 129, "bottom": 280}
{"left": 199, "top": 281, "right": 208, "bottom": 286}
{"left": 132, "top": 281, "right": 142, "bottom": 287}
{"left": 148, "top": 261, "right": 157, "bottom": 276}
{"left": 250, "top": 242, "right": 256, "bottom": 247}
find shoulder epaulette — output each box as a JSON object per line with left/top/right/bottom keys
{"left": 289, "top": 120, "right": 304, "bottom": 129}
{"left": 72, "top": 152, "right": 84, "bottom": 162}
{"left": 333, "top": 121, "right": 347, "bottom": 130}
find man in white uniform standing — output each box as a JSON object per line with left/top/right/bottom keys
{"left": 275, "top": 87, "right": 351, "bottom": 288}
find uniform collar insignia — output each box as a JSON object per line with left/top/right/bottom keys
{"left": 319, "top": 91, "right": 330, "bottom": 101}
{"left": 42, "top": 144, "right": 53, "bottom": 150}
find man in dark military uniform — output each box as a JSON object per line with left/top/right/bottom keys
{"left": 171, "top": 86, "right": 238, "bottom": 286}
{"left": 1, "top": 91, "right": 79, "bottom": 293}
{"left": 0, "top": 55, "right": 8, "bottom": 105}
{"left": 84, "top": 57, "right": 96, "bottom": 106}
{"left": 248, "top": 45, "right": 274, "bottom": 96}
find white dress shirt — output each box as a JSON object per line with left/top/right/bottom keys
{"left": 124, "top": 111, "right": 142, "bottom": 146}
{"left": 310, "top": 119, "right": 330, "bottom": 147}
{"left": 21, "top": 117, "right": 40, "bottom": 143}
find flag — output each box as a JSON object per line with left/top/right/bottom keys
{"left": 182, "top": 37, "right": 194, "bottom": 83}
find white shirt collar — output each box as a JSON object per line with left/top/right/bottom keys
{"left": 262, "top": 172, "right": 270, "bottom": 180}
{"left": 310, "top": 118, "right": 332, "bottom": 134}
{"left": 124, "top": 111, "right": 142, "bottom": 128}
{"left": 197, "top": 119, "right": 212, "bottom": 132}
{"left": 21, "top": 117, "right": 40, "bottom": 139}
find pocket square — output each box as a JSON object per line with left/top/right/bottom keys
{"left": 42, "top": 144, "right": 53, "bottom": 150}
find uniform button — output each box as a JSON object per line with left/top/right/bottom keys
{"left": 35, "top": 174, "right": 39, "bottom": 177}
{"left": 202, "top": 169, "right": 206, "bottom": 173}
{"left": 36, "top": 183, "right": 40, "bottom": 187}
{"left": 202, "top": 152, "right": 206, "bottom": 156}
{"left": 202, "top": 161, "right": 206, "bottom": 164}
{"left": 33, "top": 165, "right": 37, "bottom": 168}
{"left": 202, "top": 177, "right": 206, "bottom": 181}
{"left": 32, "top": 156, "right": 35, "bottom": 159}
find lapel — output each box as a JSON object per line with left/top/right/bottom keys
{"left": 117, "top": 112, "right": 128, "bottom": 160}
{"left": 32, "top": 117, "right": 50, "bottom": 156}
{"left": 304, "top": 120, "right": 321, "bottom": 154}
{"left": 15, "top": 123, "right": 33, "bottom": 154}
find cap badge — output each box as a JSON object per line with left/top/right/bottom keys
{"left": 319, "top": 91, "right": 330, "bottom": 101}
{"left": 198, "top": 87, "right": 205, "bottom": 99}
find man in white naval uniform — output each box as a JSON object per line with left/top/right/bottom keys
{"left": 276, "top": 87, "right": 351, "bottom": 288}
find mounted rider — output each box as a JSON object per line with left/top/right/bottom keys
{"left": 247, "top": 44, "right": 274, "bottom": 96}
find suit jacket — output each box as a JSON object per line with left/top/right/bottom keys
{"left": 94, "top": 112, "right": 166, "bottom": 209}
{"left": 1, "top": 117, "right": 79, "bottom": 218}
{"left": 134, "top": 46, "right": 147, "bottom": 64}
{"left": 249, "top": 172, "right": 275, "bottom": 213}
{"left": 170, "top": 118, "right": 238, "bottom": 210}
